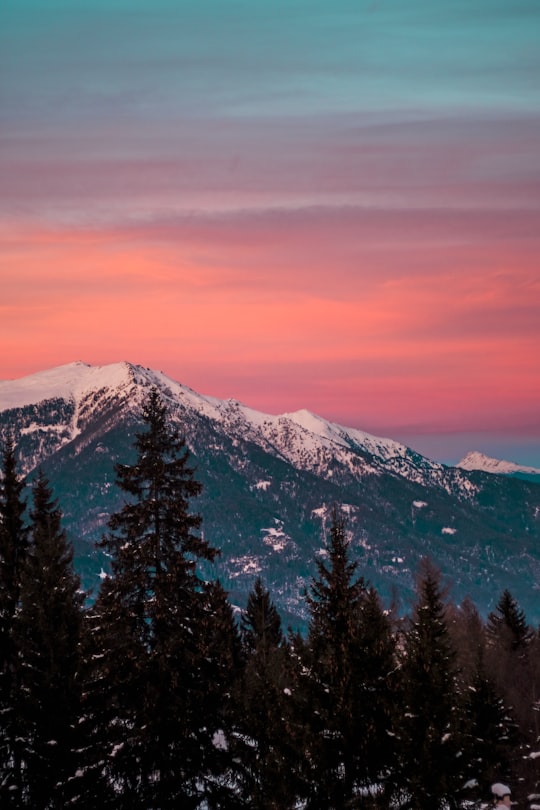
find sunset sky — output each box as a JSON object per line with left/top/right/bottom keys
{"left": 1, "top": 0, "right": 539, "bottom": 465}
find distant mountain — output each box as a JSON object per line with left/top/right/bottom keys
{"left": 458, "top": 451, "right": 540, "bottom": 484}
{"left": 1, "top": 361, "right": 540, "bottom": 626}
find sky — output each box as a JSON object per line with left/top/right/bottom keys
{"left": 1, "top": 0, "right": 539, "bottom": 466}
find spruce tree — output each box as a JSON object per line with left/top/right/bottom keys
{"left": 449, "top": 598, "right": 517, "bottom": 802}
{"left": 0, "top": 437, "right": 29, "bottom": 805}
{"left": 16, "top": 470, "right": 84, "bottom": 808}
{"left": 487, "top": 589, "right": 533, "bottom": 658}
{"left": 198, "top": 580, "right": 244, "bottom": 808}
{"left": 395, "top": 559, "right": 464, "bottom": 809}
{"left": 354, "top": 585, "right": 399, "bottom": 802}
{"left": 74, "top": 595, "right": 121, "bottom": 808}
{"left": 462, "top": 661, "right": 517, "bottom": 802}
{"left": 302, "top": 509, "right": 369, "bottom": 808}
{"left": 237, "top": 578, "right": 299, "bottom": 809}
{"left": 241, "top": 577, "right": 283, "bottom": 655}
{"left": 92, "top": 388, "right": 221, "bottom": 807}
{"left": 486, "top": 590, "right": 536, "bottom": 791}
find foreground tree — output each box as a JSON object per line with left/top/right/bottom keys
{"left": 301, "top": 509, "right": 388, "bottom": 808}
{"left": 88, "top": 389, "right": 224, "bottom": 807}
{"left": 486, "top": 590, "right": 538, "bottom": 795}
{"left": 198, "top": 580, "right": 244, "bottom": 807}
{"left": 0, "top": 438, "right": 29, "bottom": 805}
{"left": 17, "top": 470, "right": 84, "bottom": 808}
{"left": 236, "top": 578, "right": 299, "bottom": 808}
{"left": 448, "top": 598, "right": 517, "bottom": 801}
{"left": 395, "top": 559, "right": 464, "bottom": 809}
{"left": 354, "top": 584, "right": 400, "bottom": 800}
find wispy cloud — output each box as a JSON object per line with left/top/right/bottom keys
{"left": 1, "top": 0, "right": 539, "bottom": 462}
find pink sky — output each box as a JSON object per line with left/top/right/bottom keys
{"left": 2, "top": 207, "right": 539, "bottom": 460}
{"left": 1, "top": 2, "right": 539, "bottom": 465}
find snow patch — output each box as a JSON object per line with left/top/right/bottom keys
{"left": 261, "top": 522, "right": 289, "bottom": 553}
{"left": 229, "top": 556, "right": 261, "bottom": 578}
{"left": 254, "top": 480, "right": 271, "bottom": 491}
{"left": 212, "top": 730, "right": 228, "bottom": 751}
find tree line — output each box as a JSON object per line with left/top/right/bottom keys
{"left": 1, "top": 389, "right": 539, "bottom": 809}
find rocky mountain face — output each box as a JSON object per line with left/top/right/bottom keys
{"left": 1, "top": 361, "right": 540, "bottom": 627}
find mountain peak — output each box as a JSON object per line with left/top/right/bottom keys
{"left": 457, "top": 450, "right": 540, "bottom": 476}
{"left": 0, "top": 361, "right": 141, "bottom": 411}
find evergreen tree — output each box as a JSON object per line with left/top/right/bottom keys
{"left": 237, "top": 578, "right": 299, "bottom": 809}
{"left": 449, "top": 598, "right": 517, "bottom": 802}
{"left": 0, "top": 437, "right": 29, "bottom": 805}
{"left": 486, "top": 590, "right": 536, "bottom": 793}
{"left": 198, "top": 580, "right": 244, "bottom": 808}
{"left": 241, "top": 577, "right": 283, "bottom": 655}
{"left": 301, "top": 508, "right": 396, "bottom": 808}
{"left": 487, "top": 589, "right": 533, "bottom": 658}
{"left": 74, "top": 596, "right": 121, "bottom": 809}
{"left": 16, "top": 470, "right": 84, "bottom": 808}
{"left": 0, "top": 437, "right": 28, "bottom": 618}
{"left": 395, "top": 559, "right": 465, "bottom": 809}
{"left": 354, "top": 585, "right": 399, "bottom": 803}
{"left": 462, "top": 661, "right": 517, "bottom": 802}
{"left": 91, "top": 388, "right": 221, "bottom": 807}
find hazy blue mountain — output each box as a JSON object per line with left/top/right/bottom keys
{"left": 1, "top": 361, "right": 539, "bottom": 627}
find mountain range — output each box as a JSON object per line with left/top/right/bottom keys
{"left": 1, "top": 361, "right": 539, "bottom": 627}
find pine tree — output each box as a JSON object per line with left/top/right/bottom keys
{"left": 74, "top": 596, "right": 121, "bottom": 809}
{"left": 301, "top": 509, "right": 369, "bottom": 808}
{"left": 241, "top": 577, "right": 283, "bottom": 655}
{"left": 0, "top": 437, "right": 29, "bottom": 805}
{"left": 354, "top": 585, "right": 399, "bottom": 803}
{"left": 395, "top": 558, "right": 465, "bottom": 810}
{"left": 487, "top": 589, "right": 533, "bottom": 658}
{"left": 198, "top": 580, "right": 244, "bottom": 808}
{"left": 449, "top": 598, "right": 517, "bottom": 802}
{"left": 237, "top": 578, "right": 299, "bottom": 809}
{"left": 462, "top": 660, "right": 517, "bottom": 802}
{"left": 486, "top": 590, "right": 536, "bottom": 793}
{"left": 16, "top": 470, "right": 84, "bottom": 808}
{"left": 91, "top": 388, "right": 221, "bottom": 807}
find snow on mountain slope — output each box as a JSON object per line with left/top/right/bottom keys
{"left": 0, "top": 361, "right": 218, "bottom": 434}
{"left": 458, "top": 450, "right": 540, "bottom": 476}
{"left": 1, "top": 361, "right": 474, "bottom": 496}
{"left": 3, "top": 362, "right": 540, "bottom": 624}
{"left": 285, "top": 409, "right": 404, "bottom": 458}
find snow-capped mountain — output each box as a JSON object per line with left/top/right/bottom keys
{"left": 458, "top": 450, "right": 540, "bottom": 479}
{"left": 2, "top": 361, "right": 540, "bottom": 625}
{"left": 0, "top": 361, "right": 474, "bottom": 493}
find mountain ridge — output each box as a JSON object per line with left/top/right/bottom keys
{"left": 2, "top": 361, "right": 540, "bottom": 626}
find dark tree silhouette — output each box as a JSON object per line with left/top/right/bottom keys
{"left": 395, "top": 559, "right": 464, "bottom": 810}
{"left": 88, "top": 389, "right": 224, "bottom": 807}
{"left": 17, "top": 470, "right": 84, "bottom": 807}
{"left": 0, "top": 437, "right": 29, "bottom": 805}
{"left": 302, "top": 509, "right": 369, "bottom": 808}
{"left": 237, "top": 577, "right": 299, "bottom": 808}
